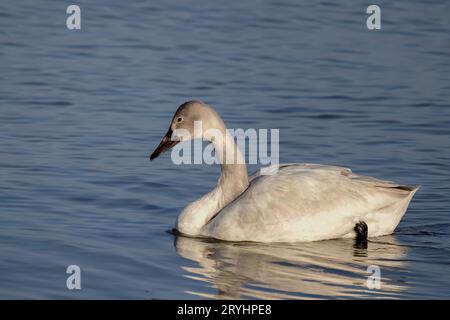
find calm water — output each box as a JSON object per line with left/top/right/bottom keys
{"left": 1, "top": 0, "right": 449, "bottom": 299}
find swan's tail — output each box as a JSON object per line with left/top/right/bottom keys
{"left": 366, "top": 185, "right": 419, "bottom": 237}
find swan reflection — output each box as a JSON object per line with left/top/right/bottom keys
{"left": 174, "top": 236, "right": 409, "bottom": 299}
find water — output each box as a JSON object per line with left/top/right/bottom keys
{"left": 1, "top": 0, "right": 449, "bottom": 299}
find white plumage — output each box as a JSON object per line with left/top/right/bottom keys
{"left": 201, "top": 163, "right": 418, "bottom": 242}
{"left": 150, "top": 101, "right": 419, "bottom": 242}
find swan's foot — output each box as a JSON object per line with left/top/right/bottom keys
{"left": 354, "top": 221, "right": 368, "bottom": 249}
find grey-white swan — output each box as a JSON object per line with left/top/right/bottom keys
{"left": 150, "top": 100, "right": 419, "bottom": 242}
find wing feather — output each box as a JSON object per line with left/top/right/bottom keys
{"left": 202, "top": 164, "right": 417, "bottom": 242}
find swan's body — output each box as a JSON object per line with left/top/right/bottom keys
{"left": 196, "top": 163, "right": 418, "bottom": 242}
{"left": 150, "top": 101, "right": 418, "bottom": 243}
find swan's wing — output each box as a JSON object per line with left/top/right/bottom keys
{"left": 203, "top": 163, "right": 418, "bottom": 242}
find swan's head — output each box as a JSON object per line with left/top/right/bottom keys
{"left": 150, "top": 100, "right": 224, "bottom": 161}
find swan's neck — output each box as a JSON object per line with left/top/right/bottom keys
{"left": 176, "top": 130, "right": 249, "bottom": 236}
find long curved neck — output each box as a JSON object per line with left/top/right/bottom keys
{"left": 176, "top": 128, "right": 249, "bottom": 236}
{"left": 216, "top": 130, "right": 249, "bottom": 204}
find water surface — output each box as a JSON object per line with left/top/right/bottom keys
{"left": 0, "top": 0, "right": 449, "bottom": 299}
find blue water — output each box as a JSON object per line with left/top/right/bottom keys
{"left": 1, "top": 0, "right": 449, "bottom": 299}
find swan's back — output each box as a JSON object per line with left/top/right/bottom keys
{"left": 201, "top": 164, "right": 418, "bottom": 242}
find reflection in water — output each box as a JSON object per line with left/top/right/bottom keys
{"left": 174, "top": 236, "right": 409, "bottom": 299}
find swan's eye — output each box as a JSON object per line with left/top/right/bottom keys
{"left": 177, "top": 117, "right": 183, "bottom": 123}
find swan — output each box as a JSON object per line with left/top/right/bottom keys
{"left": 150, "top": 100, "right": 419, "bottom": 243}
